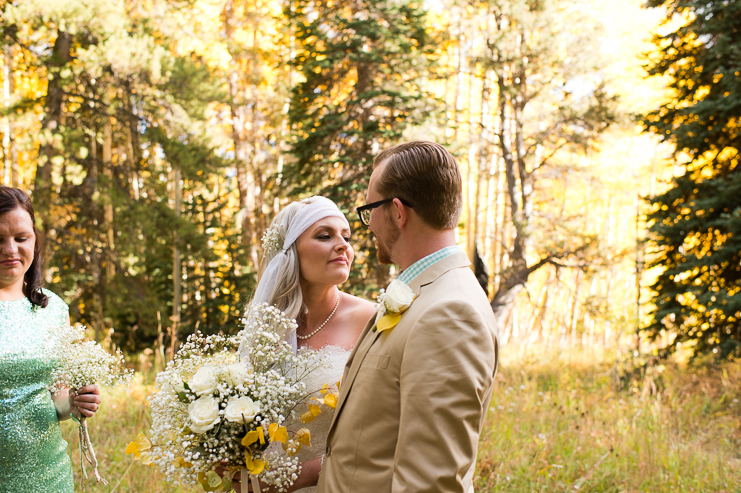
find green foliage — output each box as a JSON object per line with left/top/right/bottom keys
{"left": 285, "top": 0, "right": 441, "bottom": 198}
{"left": 284, "top": 0, "right": 443, "bottom": 293}
{"left": 1, "top": 0, "right": 252, "bottom": 350}
{"left": 643, "top": 0, "right": 741, "bottom": 358}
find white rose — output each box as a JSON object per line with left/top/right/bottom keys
{"left": 224, "top": 396, "right": 261, "bottom": 423}
{"left": 224, "top": 363, "right": 248, "bottom": 387}
{"left": 188, "top": 396, "right": 220, "bottom": 434}
{"left": 164, "top": 379, "right": 185, "bottom": 395}
{"left": 188, "top": 366, "right": 218, "bottom": 396}
{"left": 382, "top": 280, "right": 415, "bottom": 313}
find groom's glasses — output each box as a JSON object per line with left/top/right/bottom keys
{"left": 357, "top": 198, "right": 413, "bottom": 226}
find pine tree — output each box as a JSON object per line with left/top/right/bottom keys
{"left": 643, "top": 0, "right": 741, "bottom": 358}
{"left": 284, "top": 0, "right": 442, "bottom": 291}
{"left": 1, "top": 0, "right": 250, "bottom": 349}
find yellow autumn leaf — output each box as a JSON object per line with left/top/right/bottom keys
{"left": 140, "top": 451, "right": 155, "bottom": 466}
{"left": 301, "top": 403, "right": 322, "bottom": 423}
{"left": 320, "top": 383, "right": 329, "bottom": 394}
{"left": 324, "top": 393, "right": 338, "bottom": 408}
{"left": 268, "top": 424, "right": 288, "bottom": 444}
{"left": 295, "top": 428, "right": 312, "bottom": 447}
{"left": 172, "top": 457, "right": 192, "bottom": 468}
{"left": 244, "top": 453, "right": 265, "bottom": 475}
{"left": 125, "top": 433, "right": 152, "bottom": 459}
{"left": 337, "top": 377, "right": 342, "bottom": 391}
{"left": 125, "top": 441, "right": 138, "bottom": 456}
{"left": 282, "top": 438, "right": 302, "bottom": 456}
{"left": 241, "top": 428, "right": 264, "bottom": 448}
{"left": 377, "top": 312, "right": 402, "bottom": 332}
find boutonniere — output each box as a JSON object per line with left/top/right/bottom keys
{"left": 373, "top": 279, "right": 416, "bottom": 333}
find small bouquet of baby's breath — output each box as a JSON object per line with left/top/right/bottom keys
{"left": 128, "top": 303, "right": 328, "bottom": 493}
{"left": 50, "top": 325, "right": 133, "bottom": 486}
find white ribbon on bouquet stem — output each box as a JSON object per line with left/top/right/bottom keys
{"left": 239, "top": 467, "right": 261, "bottom": 493}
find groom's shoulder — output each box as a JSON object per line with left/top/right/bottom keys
{"left": 421, "top": 264, "right": 494, "bottom": 319}
{"left": 427, "top": 261, "right": 487, "bottom": 299}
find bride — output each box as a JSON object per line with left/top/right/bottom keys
{"left": 237, "top": 196, "right": 376, "bottom": 492}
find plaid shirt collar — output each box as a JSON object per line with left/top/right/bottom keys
{"left": 396, "top": 245, "right": 461, "bottom": 285}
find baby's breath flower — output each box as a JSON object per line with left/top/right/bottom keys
{"left": 136, "top": 303, "right": 326, "bottom": 491}
{"left": 49, "top": 325, "right": 133, "bottom": 394}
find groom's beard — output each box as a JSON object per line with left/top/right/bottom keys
{"left": 375, "top": 223, "right": 399, "bottom": 265}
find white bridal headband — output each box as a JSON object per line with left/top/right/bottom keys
{"left": 251, "top": 197, "right": 349, "bottom": 348}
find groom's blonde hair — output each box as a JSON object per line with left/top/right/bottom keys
{"left": 374, "top": 141, "right": 462, "bottom": 230}
{"left": 255, "top": 196, "right": 325, "bottom": 320}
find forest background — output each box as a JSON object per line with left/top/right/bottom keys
{"left": 2, "top": 0, "right": 740, "bottom": 490}
{"left": 0, "top": 0, "right": 680, "bottom": 355}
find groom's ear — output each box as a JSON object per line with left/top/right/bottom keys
{"left": 392, "top": 198, "right": 409, "bottom": 228}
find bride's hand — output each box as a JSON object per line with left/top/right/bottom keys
{"left": 70, "top": 385, "right": 101, "bottom": 418}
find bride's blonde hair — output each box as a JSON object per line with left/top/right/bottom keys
{"left": 255, "top": 196, "right": 326, "bottom": 320}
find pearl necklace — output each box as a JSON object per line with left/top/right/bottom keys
{"left": 297, "top": 294, "right": 340, "bottom": 340}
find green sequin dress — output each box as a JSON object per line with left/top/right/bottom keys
{"left": 0, "top": 289, "right": 74, "bottom": 492}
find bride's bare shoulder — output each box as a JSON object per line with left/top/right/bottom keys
{"left": 341, "top": 293, "right": 377, "bottom": 331}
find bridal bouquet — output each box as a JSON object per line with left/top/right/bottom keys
{"left": 128, "top": 303, "right": 328, "bottom": 493}
{"left": 49, "top": 325, "right": 134, "bottom": 486}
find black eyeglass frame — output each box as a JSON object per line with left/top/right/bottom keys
{"left": 356, "top": 197, "right": 413, "bottom": 226}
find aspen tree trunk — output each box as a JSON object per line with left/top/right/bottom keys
{"left": 223, "top": 0, "right": 259, "bottom": 266}
{"left": 248, "top": 19, "right": 268, "bottom": 251}
{"left": 452, "top": 6, "right": 465, "bottom": 143}
{"left": 491, "top": 155, "right": 503, "bottom": 293}
{"left": 172, "top": 166, "right": 182, "bottom": 348}
{"left": 89, "top": 129, "right": 105, "bottom": 342}
{"left": 569, "top": 269, "right": 583, "bottom": 348}
{"left": 544, "top": 267, "right": 561, "bottom": 348}
{"left": 35, "top": 30, "right": 71, "bottom": 259}
{"left": 123, "top": 79, "right": 141, "bottom": 200}
{"left": 202, "top": 197, "right": 213, "bottom": 328}
{"left": 530, "top": 266, "right": 555, "bottom": 342}
{"left": 103, "top": 119, "right": 115, "bottom": 282}
{"left": 466, "top": 67, "right": 476, "bottom": 261}
{"left": 3, "top": 44, "right": 19, "bottom": 186}
{"left": 473, "top": 70, "right": 491, "bottom": 267}
{"left": 634, "top": 194, "right": 643, "bottom": 353}
{"left": 490, "top": 70, "right": 532, "bottom": 328}
{"left": 584, "top": 274, "right": 598, "bottom": 348}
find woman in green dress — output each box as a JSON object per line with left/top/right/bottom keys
{"left": 0, "top": 186, "right": 102, "bottom": 492}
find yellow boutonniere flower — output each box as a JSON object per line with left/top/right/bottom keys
{"left": 374, "top": 280, "right": 416, "bottom": 333}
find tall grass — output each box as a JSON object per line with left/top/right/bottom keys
{"left": 62, "top": 352, "right": 740, "bottom": 492}
{"left": 476, "top": 351, "right": 741, "bottom": 492}
{"left": 61, "top": 373, "right": 199, "bottom": 493}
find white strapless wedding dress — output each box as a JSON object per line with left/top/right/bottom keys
{"left": 288, "top": 345, "right": 349, "bottom": 493}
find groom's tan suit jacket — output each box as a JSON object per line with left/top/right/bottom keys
{"left": 317, "top": 251, "right": 498, "bottom": 493}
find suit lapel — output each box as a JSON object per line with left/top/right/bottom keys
{"left": 328, "top": 314, "right": 381, "bottom": 433}
{"left": 326, "top": 251, "right": 472, "bottom": 440}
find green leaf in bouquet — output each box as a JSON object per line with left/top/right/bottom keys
{"left": 176, "top": 391, "right": 190, "bottom": 404}
{"left": 183, "top": 381, "right": 192, "bottom": 391}
{"left": 197, "top": 470, "right": 222, "bottom": 491}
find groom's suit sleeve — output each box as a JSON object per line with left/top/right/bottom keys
{"left": 391, "top": 296, "right": 497, "bottom": 493}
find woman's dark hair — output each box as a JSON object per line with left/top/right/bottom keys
{"left": 0, "top": 186, "right": 48, "bottom": 308}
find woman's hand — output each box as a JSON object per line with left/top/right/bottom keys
{"left": 70, "top": 385, "right": 101, "bottom": 418}
{"left": 229, "top": 456, "right": 323, "bottom": 493}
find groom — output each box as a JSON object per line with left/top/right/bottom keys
{"left": 318, "top": 141, "right": 499, "bottom": 492}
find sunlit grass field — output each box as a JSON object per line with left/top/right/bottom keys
{"left": 62, "top": 351, "right": 741, "bottom": 492}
